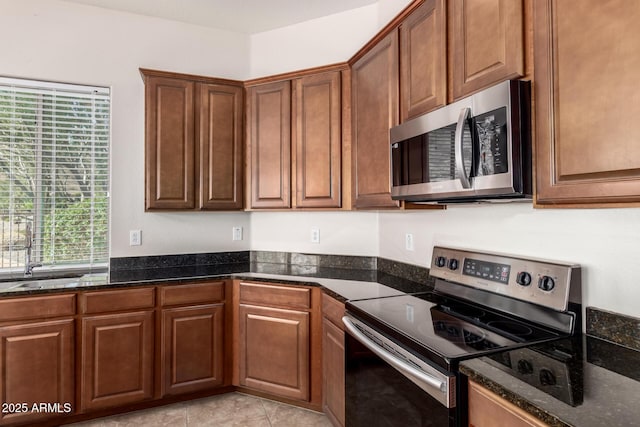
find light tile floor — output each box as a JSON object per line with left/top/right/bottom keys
{"left": 64, "top": 392, "right": 333, "bottom": 427}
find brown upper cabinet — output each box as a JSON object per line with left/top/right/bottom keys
{"left": 449, "top": 0, "right": 525, "bottom": 100}
{"left": 246, "top": 68, "right": 345, "bottom": 210}
{"left": 142, "top": 69, "right": 243, "bottom": 211}
{"left": 351, "top": 31, "right": 401, "bottom": 209}
{"left": 246, "top": 80, "right": 292, "bottom": 209}
{"left": 534, "top": 0, "right": 640, "bottom": 206}
{"left": 399, "top": 0, "right": 447, "bottom": 121}
{"left": 293, "top": 71, "right": 342, "bottom": 208}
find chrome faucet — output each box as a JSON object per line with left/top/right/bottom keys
{"left": 24, "top": 222, "right": 42, "bottom": 277}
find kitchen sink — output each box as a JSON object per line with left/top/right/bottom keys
{"left": 0, "top": 273, "right": 108, "bottom": 291}
{"left": 0, "top": 272, "right": 84, "bottom": 283}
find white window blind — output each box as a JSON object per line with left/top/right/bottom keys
{"left": 0, "top": 77, "right": 110, "bottom": 274}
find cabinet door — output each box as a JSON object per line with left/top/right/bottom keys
{"left": 247, "top": 81, "right": 291, "bottom": 209}
{"left": 351, "top": 31, "right": 401, "bottom": 209}
{"left": 322, "top": 317, "right": 345, "bottom": 427}
{"left": 198, "top": 83, "right": 244, "bottom": 210}
{"left": 0, "top": 320, "right": 74, "bottom": 426}
{"left": 145, "top": 76, "right": 195, "bottom": 210}
{"left": 161, "top": 304, "right": 225, "bottom": 396}
{"left": 450, "top": 0, "right": 524, "bottom": 100}
{"left": 293, "top": 71, "right": 342, "bottom": 208}
{"left": 238, "top": 304, "right": 309, "bottom": 401}
{"left": 468, "top": 380, "right": 548, "bottom": 427}
{"left": 535, "top": 0, "right": 640, "bottom": 205}
{"left": 400, "top": 0, "right": 447, "bottom": 121}
{"left": 80, "top": 311, "right": 154, "bottom": 411}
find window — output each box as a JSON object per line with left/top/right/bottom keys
{"left": 0, "top": 77, "right": 110, "bottom": 276}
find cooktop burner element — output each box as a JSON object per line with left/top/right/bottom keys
{"left": 433, "top": 321, "right": 486, "bottom": 345}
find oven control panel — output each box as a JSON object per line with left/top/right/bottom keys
{"left": 430, "top": 246, "right": 581, "bottom": 312}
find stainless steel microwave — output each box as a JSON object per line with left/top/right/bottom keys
{"left": 390, "top": 80, "right": 531, "bottom": 202}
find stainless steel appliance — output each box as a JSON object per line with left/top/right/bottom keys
{"left": 390, "top": 80, "right": 531, "bottom": 202}
{"left": 343, "top": 246, "right": 581, "bottom": 427}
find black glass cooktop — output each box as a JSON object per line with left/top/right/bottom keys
{"left": 346, "top": 292, "right": 564, "bottom": 369}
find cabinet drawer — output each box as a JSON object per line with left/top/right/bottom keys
{"left": 239, "top": 282, "right": 311, "bottom": 310}
{"left": 322, "top": 293, "right": 345, "bottom": 330}
{"left": 159, "top": 281, "right": 225, "bottom": 307}
{"left": 80, "top": 287, "right": 155, "bottom": 314}
{"left": 0, "top": 294, "right": 76, "bottom": 322}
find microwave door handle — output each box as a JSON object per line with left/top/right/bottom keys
{"left": 455, "top": 107, "right": 472, "bottom": 189}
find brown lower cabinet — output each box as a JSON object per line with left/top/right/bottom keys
{"left": 160, "top": 281, "right": 228, "bottom": 396}
{"left": 0, "top": 294, "right": 75, "bottom": 426}
{"left": 80, "top": 310, "right": 155, "bottom": 411}
{"left": 0, "top": 279, "right": 331, "bottom": 425}
{"left": 238, "top": 304, "right": 310, "bottom": 400}
{"left": 0, "top": 319, "right": 74, "bottom": 426}
{"left": 161, "top": 304, "right": 225, "bottom": 395}
{"left": 236, "top": 281, "right": 321, "bottom": 407}
{"left": 468, "top": 380, "right": 549, "bottom": 427}
{"left": 321, "top": 294, "right": 345, "bottom": 427}
{"left": 78, "top": 288, "right": 155, "bottom": 412}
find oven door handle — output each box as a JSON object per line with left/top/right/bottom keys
{"left": 454, "top": 107, "right": 472, "bottom": 189}
{"left": 342, "top": 316, "right": 446, "bottom": 393}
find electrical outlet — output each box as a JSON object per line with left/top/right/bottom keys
{"left": 129, "top": 230, "right": 142, "bottom": 246}
{"left": 405, "top": 233, "right": 414, "bottom": 251}
{"left": 310, "top": 227, "right": 320, "bottom": 244}
{"left": 232, "top": 226, "right": 243, "bottom": 241}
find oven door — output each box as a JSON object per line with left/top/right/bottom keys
{"left": 343, "top": 315, "right": 458, "bottom": 427}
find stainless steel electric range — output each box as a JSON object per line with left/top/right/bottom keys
{"left": 343, "top": 246, "right": 581, "bottom": 427}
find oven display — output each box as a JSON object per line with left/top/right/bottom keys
{"left": 463, "top": 258, "right": 510, "bottom": 284}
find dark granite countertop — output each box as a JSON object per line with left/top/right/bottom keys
{"left": 460, "top": 334, "right": 640, "bottom": 427}
{"left": 0, "top": 262, "right": 430, "bottom": 303}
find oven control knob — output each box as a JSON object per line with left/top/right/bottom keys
{"left": 516, "top": 272, "right": 532, "bottom": 286}
{"left": 539, "top": 368, "right": 557, "bottom": 386}
{"left": 517, "top": 359, "right": 533, "bottom": 375}
{"left": 448, "top": 258, "right": 459, "bottom": 271}
{"left": 538, "top": 276, "right": 555, "bottom": 292}
{"left": 435, "top": 256, "right": 447, "bottom": 268}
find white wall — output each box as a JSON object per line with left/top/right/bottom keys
{"left": 379, "top": 204, "right": 640, "bottom": 319}
{"left": 249, "top": 0, "right": 413, "bottom": 78}
{"left": 251, "top": 212, "right": 378, "bottom": 256}
{"left": 1, "top": 0, "right": 253, "bottom": 257}
{"left": 249, "top": 5, "right": 379, "bottom": 78}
